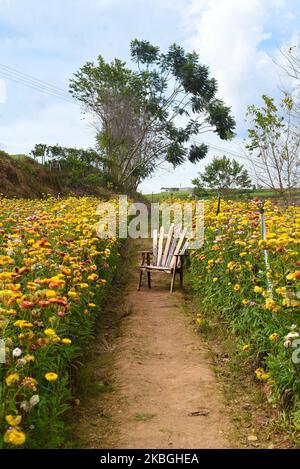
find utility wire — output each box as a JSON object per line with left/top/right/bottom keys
{"left": 191, "top": 137, "right": 250, "bottom": 162}
{"left": 191, "top": 137, "right": 284, "bottom": 175}
{"left": 0, "top": 63, "right": 76, "bottom": 104}
{"left": 0, "top": 63, "right": 72, "bottom": 96}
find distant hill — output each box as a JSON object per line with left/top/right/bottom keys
{"left": 0, "top": 150, "right": 111, "bottom": 198}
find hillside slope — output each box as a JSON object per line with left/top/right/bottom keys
{"left": 0, "top": 151, "right": 111, "bottom": 198}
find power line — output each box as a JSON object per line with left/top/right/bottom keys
{"left": 191, "top": 137, "right": 249, "bottom": 161}
{"left": 0, "top": 63, "right": 71, "bottom": 96}
{"left": 191, "top": 137, "right": 286, "bottom": 175}
{"left": 0, "top": 64, "right": 76, "bottom": 104}
{"left": 0, "top": 71, "right": 75, "bottom": 104}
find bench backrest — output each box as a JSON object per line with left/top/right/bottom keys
{"left": 152, "top": 224, "right": 188, "bottom": 268}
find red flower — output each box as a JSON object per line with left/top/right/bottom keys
{"left": 20, "top": 301, "right": 35, "bottom": 309}
{"left": 56, "top": 251, "right": 66, "bottom": 258}
{"left": 38, "top": 300, "right": 51, "bottom": 308}
{"left": 49, "top": 297, "right": 68, "bottom": 306}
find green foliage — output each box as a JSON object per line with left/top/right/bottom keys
{"left": 192, "top": 155, "right": 251, "bottom": 194}
{"left": 246, "top": 95, "right": 284, "bottom": 152}
{"left": 189, "top": 199, "right": 300, "bottom": 426}
{"left": 30, "top": 144, "right": 105, "bottom": 188}
{"left": 69, "top": 39, "right": 236, "bottom": 192}
{"left": 246, "top": 94, "right": 300, "bottom": 197}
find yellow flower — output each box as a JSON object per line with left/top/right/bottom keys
{"left": 44, "top": 328, "right": 56, "bottom": 337}
{"left": 24, "top": 354, "right": 35, "bottom": 363}
{"left": 4, "top": 428, "right": 26, "bottom": 446}
{"left": 265, "top": 298, "right": 280, "bottom": 312}
{"left": 45, "top": 372, "right": 58, "bottom": 382}
{"left": 253, "top": 286, "right": 263, "bottom": 294}
{"left": 255, "top": 368, "right": 269, "bottom": 380}
{"left": 242, "top": 344, "right": 250, "bottom": 352}
{"left": 14, "top": 319, "right": 33, "bottom": 329}
{"left": 45, "top": 289, "right": 56, "bottom": 298}
{"left": 5, "top": 414, "right": 22, "bottom": 426}
{"left": 62, "top": 267, "right": 72, "bottom": 276}
{"left": 269, "top": 333, "right": 279, "bottom": 341}
{"left": 88, "top": 273, "right": 98, "bottom": 281}
{"left": 196, "top": 316, "right": 204, "bottom": 326}
{"left": 62, "top": 338, "right": 72, "bottom": 345}
{"left": 213, "top": 277, "right": 218, "bottom": 282}
{"left": 286, "top": 272, "right": 295, "bottom": 280}
{"left": 67, "top": 291, "right": 78, "bottom": 299}
{"left": 88, "top": 303, "right": 96, "bottom": 308}
{"left": 233, "top": 283, "right": 240, "bottom": 291}
{"left": 242, "top": 299, "right": 248, "bottom": 305}
{"left": 275, "top": 286, "right": 286, "bottom": 296}
{"left": 5, "top": 372, "right": 20, "bottom": 386}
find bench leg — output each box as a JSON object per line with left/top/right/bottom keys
{"left": 147, "top": 271, "right": 151, "bottom": 288}
{"left": 179, "top": 257, "right": 185, "bottom": 289}
{"left": 170, "top": 268, "right": 176, "bottom": 293}
{"left": 170, "top": 256, "right": 179, "bottom": 293}
{"left": 137, "top": 269, "right": 143, "bottom": 291}
{"left": 180, "top": 265, "right": 183, "bottom": 289}
{"left": 146, "top": 253, "right": 151, "bottom": 288}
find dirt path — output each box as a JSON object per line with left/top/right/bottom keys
{"left": 74, "top": 241, "right": 233, "bottom": 449}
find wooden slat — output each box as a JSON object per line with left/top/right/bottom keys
{"left": 144, "top": 265, "right": 172, "bottom": 271}
{"left": 156, "top": 226, "right": 164, "bottom": 266}
{"left": 152, "top": 229, "right": 158, "bottom": 265}
{"left": 180, "top": 240, "right": 189, "bottom": 255}
{"left": 170, "top": 229, "right": 187, "bottom": 268}
{"left": 161, "top": 223, "right": 174, "bottom": 267}
{"left": 165, "top": 234, "right": 178, "bottom": 268}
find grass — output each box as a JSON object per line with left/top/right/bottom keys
{"left": 181, "top": 277, "right": 299, "bottom": 449}
{"left": 65, "top": 239, "right": 136, "bottom": 448}
{"left": 9, "top": 153, "right": 28, "bottom": 160}
{"left": 144, "top": 188, "right": 300, "bottom": 202}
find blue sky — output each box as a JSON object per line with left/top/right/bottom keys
{"left": 0, "top": 0, "right": 299, "bottom": 192}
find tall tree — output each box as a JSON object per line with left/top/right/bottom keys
{"left": 69, "top": 39, "right": 235, "bottom": 191}
{"left": 192, "top": 155, "right": 251, "bottom": 195}
{"left": 246, "top": 94, "right": 300, "bottom": 198}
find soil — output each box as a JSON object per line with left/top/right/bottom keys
{"left": 73, "top": 241, "right": 234, "bottom": 449}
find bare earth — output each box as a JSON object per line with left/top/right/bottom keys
{"left": 74, "top": 245, "right": 234, "bottom": 449}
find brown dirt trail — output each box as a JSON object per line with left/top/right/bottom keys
{"left": 74, "top": 241, "right": 233, "bottom": 449}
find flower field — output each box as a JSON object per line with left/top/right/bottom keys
{"left": 0, "top": 196, "right": 119, "bottom": 448}
{"left": 190, "top": 199, "right": 300, "bottom": 427}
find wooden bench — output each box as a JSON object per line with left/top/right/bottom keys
{"left": 137, "top": 224, "right": 189, "bottom": 293}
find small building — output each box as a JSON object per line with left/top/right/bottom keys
{"left": 160, "top": 187, "right": 180, "bottom": 192}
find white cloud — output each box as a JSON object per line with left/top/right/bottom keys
{"left": 1, "top": 0, "right": 299, "bottom": 192}
{"left": 142, "top": 0, "right": 299, "bottom": 192}
{"left": 183, "top": 0, "right": 285, "bottom": 132}
{"left": 0, "top": 101, "right": 95, "bottom": 154}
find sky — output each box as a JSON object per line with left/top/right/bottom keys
{"left": 0, "top": 0, "right": 299, "bottom": 193}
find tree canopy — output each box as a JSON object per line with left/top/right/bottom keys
{"left": 246, "top": 94, "right": 300, "bottom": 197}
{"left": 192, "top": 155, "right": 251, "bottom": 195}
{"left": 69, "top": 39, "right": 236, "bottom": 191}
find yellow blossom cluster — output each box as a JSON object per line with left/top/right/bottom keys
{"left": 0, "top": 195, "right": 119, "bottom": 448}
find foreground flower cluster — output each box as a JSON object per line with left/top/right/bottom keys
{"left": 190, "top": 199, "right": 300, "bottom": 426}
{"left": 0, "top": 196, "right": 119, "bottom": 448}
